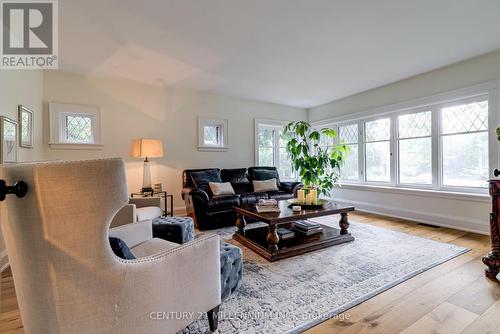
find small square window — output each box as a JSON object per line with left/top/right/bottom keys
{"left": 198, "top": 117, "right": 228, "bottom": 151}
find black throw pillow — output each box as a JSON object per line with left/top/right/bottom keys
{"left": 190, "top": 170, "right": 222, "bottom": 195}
{"left": 109, "top": 237, "right": 135, "bottom": 260}
{"left": 252, "top": 169, "right": 280, "bottom": 188}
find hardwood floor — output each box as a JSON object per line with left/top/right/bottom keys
{"left": 1, "top": 212, "right": 499, "bottom": 333}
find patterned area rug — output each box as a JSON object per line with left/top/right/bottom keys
{"left": 183, "top": 215, "right": 469, "bottom": 334}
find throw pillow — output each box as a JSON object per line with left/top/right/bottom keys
{"left": 253, "top": 178, "right": 279, "bottom": 192}
{"left": 251, "top": 168, "right": 281, "bottom": 188}
{"left": 190, "top": 170, "right": 222, "bottom": 195}
{"left": 209, "top": 182, "right": 236, "bottom": 196}
{"left": 109, "top": 237, "right": 135, "bottom": 260}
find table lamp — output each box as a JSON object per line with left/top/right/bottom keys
{"left": 130, "top": 139, "right": 164, "bottom": 193}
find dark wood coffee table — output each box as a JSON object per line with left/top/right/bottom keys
{"left": 233, "top": 200, "right": 355, "bottom": 261}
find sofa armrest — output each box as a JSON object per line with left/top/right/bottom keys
{"left": 109, "top": 220, "right": 153, "bottom": 248}
{"left": 110, "top": 204, "right": 137, "bottom": 228}
{"left": 129, "top": 197, "right": 161, "bottom": 208}
{"left": 280, "top": 181, "right": 303, "bottom": 195}
{"left": 190, "top": 188, "right": 210, "bottom": 203}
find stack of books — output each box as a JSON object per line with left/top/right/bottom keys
{"left": 256, "top": 199, "right": 281, "bottom": 213}
{"left": 277, "top": 227, "right": 295, "bottom": 241}
{"left": 293, "top": 220, "right": 323, "bottom": 236}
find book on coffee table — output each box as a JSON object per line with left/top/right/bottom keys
{"left": 293, "top": 220, "right": 320, "bottom": 230}
{"left": 277, "top": 227, "right": 295, "bottom": 240}
{"left": 294, "top": 226, "right": 323, "bottom": 236}
{"left": 256, "top": 205, "right": 281, "bottom": 213}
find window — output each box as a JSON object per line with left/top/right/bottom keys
{"left": 63, "top": 114, "right": 93, "bottom": 143}
{"left": 365, "top": 118, "right": 391, "bottom": 182}
{"left": 441, "top": 99, "right": 489, "bottom": 188}
{"left": 397, "top": 111, "right": 432, "bottom": 184}
{"left": 48, "top": 102, "right": 102, "bottom": 149}
{"left": 255, "top": 120, "right": 296, "bottom": 180}
{"left": 338, "top": 123, "right": 359, "bottom": 180}
{"left": 323, "top": 82, "right": 497, "bottom": 195}
{"left": 198, "top": 117, "right": 228, "bottom": 151}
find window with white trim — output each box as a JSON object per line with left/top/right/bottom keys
{"left": 338, "top": 123, "right": 359, "bottom": 181}
{"left": 397, "top": 110, "right": 432, "bottom": 185}
{"left": 365, "top": 118, "right": 391, "bottom": 182}
{"left": 255, "top": 120, "right": 296, "bottom": 180}
{"left": 48, "top": 102, "right": 102, "bottom": 149}
{"left": 319, "top": 83, "right": 497, "bottom": 194}
{"left": 440, "top": 99, "right": 489, "bottom": 188}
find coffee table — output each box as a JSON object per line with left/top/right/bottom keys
{"left": 233, "top": 200, "right": 355, "bottom": 262}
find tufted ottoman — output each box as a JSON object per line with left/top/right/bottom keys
{"left": 220, "top": 242, "right": 243, "bottom": 301}
{"left": 152, "top": 216, "right": 195, "bottom": 244}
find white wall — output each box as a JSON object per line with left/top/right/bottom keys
{"left": 43, "top": 71, "right": 307, "bottom": 212}
{"left": 0, "top": 70, "right": 45, "bottom": 270}
{"left": 308, "top": 50, "right": 500, "bottom": 234}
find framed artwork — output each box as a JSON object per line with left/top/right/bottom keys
{"left": 0, "top": 117, "right": 18, "bottom": 163}
{"left": 18, "top": 105, "right": 34, "bottom": 148}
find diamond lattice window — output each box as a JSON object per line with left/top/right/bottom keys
{"left": 203, "top": 125, "right": 221, "bottom": 146}
{"left": 339, "top": 124, "right": 358, "bottom": 144}
{"left": 21, "top": 112, "right": 30, "bottom": 141}
{"left": 398, "top": 111, "right": 431, "bottom": 138}
{"left": 365, "top": 118, "right": 390, "bottom": 142}
{"left": 65, "top": 115, "right": 93, "bottom": 143}
{"left": 442, "top": 100, "right": 488, "bottom": 134}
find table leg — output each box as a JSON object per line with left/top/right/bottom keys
{"left": 267, "top": 225, "right": 279, "bottom": 252}
{"left": 236, "top": 214, "right": 246, "bottom": 235}
{"left": 339, "top": 212, "right": 350, "bottom": 235}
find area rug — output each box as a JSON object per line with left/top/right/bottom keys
{"left": 182, "top": 215, "right": 469, "bottom": 334}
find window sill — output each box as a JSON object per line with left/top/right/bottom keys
{"left": 337, "top": 183, "right": 489, "bottom": 203}
{"left": 197, "top": 146, "right": 229, "bottom": 152}
{"left": 49, "top": 143, "right": 104, "bottom": 150}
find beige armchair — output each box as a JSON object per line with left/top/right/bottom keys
{"left": 1, "top": 158, "right": 221, "bottom": 334}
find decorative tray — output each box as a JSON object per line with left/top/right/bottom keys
{"left": 286, "top": 198, "right": 329, "bottom": 208}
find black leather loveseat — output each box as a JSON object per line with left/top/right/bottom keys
{"left": 181, "top": 167, "right": 302, "bottom": 230}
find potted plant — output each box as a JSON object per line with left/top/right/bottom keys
{"left": 283, "top": 121, "right": 349, "bottom": 203}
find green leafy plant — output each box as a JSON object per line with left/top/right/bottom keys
{"left": 284, "top": 121, "right": 349, "bottom": 196}
{"left": 496, "top": 125, "right": 500, "bottom": 141}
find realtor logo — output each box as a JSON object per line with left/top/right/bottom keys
{"left": 1, "top": 0, "right": 58, "bottom": 69}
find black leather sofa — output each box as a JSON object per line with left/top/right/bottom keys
{"left": 181, "top": 167, "right": 302, "bottom": 230}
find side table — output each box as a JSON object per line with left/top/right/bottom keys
{"left": 130, "top": 190, "right": 174, "bottom": 217}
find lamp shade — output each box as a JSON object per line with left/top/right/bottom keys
{"left": 130, "top": 139, "right": 164, "bottom": 158}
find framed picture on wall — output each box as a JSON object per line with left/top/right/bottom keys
{"left": 18, "top": 105, "right": 34, "bottom": 148}
{"left": 0, "top": 117, "right": 18, "bottom": 163}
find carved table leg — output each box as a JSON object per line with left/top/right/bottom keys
{"left": 339, "top": 212, "right": 350, "bottom": 235}
{"left": 267, "top": 225, "right": 279, "bottom": 252}
{"left": 483, "top": 212, "right": 500, "bottom": 280}
{"left": 236, "top": 214, "right": 246, "bottom": 235}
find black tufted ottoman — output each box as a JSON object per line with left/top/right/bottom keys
{"left": 220, "top": 242, "right": 243, "bottom": 301}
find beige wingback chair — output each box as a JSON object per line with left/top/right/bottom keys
{"left": 1, "top": 158, "right": 221, "bottom": 334}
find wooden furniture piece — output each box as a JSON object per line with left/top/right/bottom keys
{"left": 131, "top": 190, "right": 174, "bottom": 217}
{"left": 233, "top": 201, "right": 355, "bottom": 261}
{"left": 483, "top": 179, "right": 500, "bottom": 280}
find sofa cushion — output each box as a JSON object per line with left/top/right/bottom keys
{"left": 190, "top": 170, "right": 222, "bottom": 195}
{"left": 221, "top": 168, "right": 251, "bottom": 194}
{"left": 208, "top": 194, "right": 240, "bottom": 209}
{"left": 136, "top": 206, "right": 162, "bottom": 221}
{"left": 249, "top": 167, "right": 281, "bottom": 188}
{"left": 130, "top": 238, "right": 178, "bottom": 258}
{"left": 253, "top": 178, "right": 279, "bottom": 192}
{"left": 239, "top": 192, "right": 268, "bottom": 205}
{"left": 209, "top": 182, "right": 235, "bottom": 196}
{"left": 109, "top": 237, "right": 135, "bottom": 260}
{"left": 267, "top": 191, "right": 294, "bottom": 201}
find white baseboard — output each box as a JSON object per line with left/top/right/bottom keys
{"left": 333, "top": 197, "right": 489, "bottom": 235}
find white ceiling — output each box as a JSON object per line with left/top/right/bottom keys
{"left": 59, "top": 0, "right": 500, "bottom": 108}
